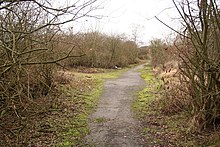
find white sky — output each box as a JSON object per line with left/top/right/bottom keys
{"left": 71, "top": 0, "right": 181, "bottom": 45}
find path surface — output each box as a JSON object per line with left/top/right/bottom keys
{"left": 85, "top": 64, "right": 146, "bottom": 147}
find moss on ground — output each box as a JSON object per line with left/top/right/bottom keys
{"left": 52, "top": 68, "right": 127, "bottom": 146}
{"left": 94, "top": 117, "right": 107, "bottom": 123}
{"left": 133, "top": 64, "right": 162, "bottom": 119}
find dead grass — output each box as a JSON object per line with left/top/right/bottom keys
{"left": 134, "top": 62, "right": 220, "bottom": 146}
{"left": 0, "top": 67, "right": 126, "bottom": 146}
{"left": 0, "top": 69, "right": 96, "bottom": 146}
{"left": 74, "top": 66, "right": 106, "bottom": 73}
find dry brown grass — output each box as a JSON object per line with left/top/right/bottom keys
{"left": 153, "top": 60, "right": 190, "bottom": 115}
{"left": 0, "top": 67, "right": 100, "bottom": 146}
{"left": 137, "top": 62, "right": 220, "bottom": 146}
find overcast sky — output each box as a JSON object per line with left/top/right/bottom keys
{"left": 101, "top": 0, "right": 181, "bottom": 45}
{"left": 71, "top": 0, "right": 180, "bottom": 45}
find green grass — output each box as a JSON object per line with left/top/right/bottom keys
{"left": 94, "top": 117, "right": 107, "bottom": 123}
{"left": 53, "top": 68, "right": 127, "bottom": 146}
{"left": 132, "top": 63, "right": 190, "bottom": 146}
{"left": 87, "top": 68, "right": 128, "bottom": 79}
{"left": 140, "top": 65, "right": 154, "bottom": 81}
{"left": 133, "top": 64, "right": 161, "bottom": 119}
{"left": 133, "top": 63, "right": 220, "bottom": 146}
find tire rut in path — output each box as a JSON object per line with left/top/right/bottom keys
{"left": 85, "top": 64, "right": 146, "bottom": 147}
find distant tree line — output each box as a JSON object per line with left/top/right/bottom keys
{"left": 58, "top": 31, "right": 142, "bottom": 68}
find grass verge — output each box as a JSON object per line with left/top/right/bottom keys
{"left": 133, "top": 64, "right": 162, "bottom": 119}
{"left": 52, "top": 68, "right": 127, "bottom": 146}
{"left": 133, "top": 63, "right": 220, "bottom": 146}
{"left": 0, "top": 68, "right": 127, "bottom": 146}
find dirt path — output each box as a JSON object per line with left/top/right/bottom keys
{"left": 85, "top": 64, "right": 146, "bottom": 147}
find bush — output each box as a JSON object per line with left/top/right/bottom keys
{"left": 60, "top": 32, "right": 140, "bottom": 68}
{"left": 173, "top": 0, "right": 220, "bottom": 130}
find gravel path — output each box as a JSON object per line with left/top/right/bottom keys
{"left": 85, "top": 64, "right": 146, "bottom": 147}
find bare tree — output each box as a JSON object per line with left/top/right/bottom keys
{"left": 0, "top": 0, "right": 100, "bottom": 71}
{"left": 172, "top": 0, "right": 220, "bottom": 130}
{"left": 0, "top": 1, "right": 147, "bottom": 145}
{"left": 0, "top": 1, "right": 101, "bottom": 144}
{"left": 130, "top": 24, "right": 144, "bottom": 45}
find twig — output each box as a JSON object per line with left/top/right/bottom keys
{"left": 155, "top": 16, "right": 190, "bottom": 39}
{"left": 0, "top": 124, "right": 16, "bottom": 137}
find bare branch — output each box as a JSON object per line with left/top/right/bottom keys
{"left": 0, "top": 47, "right": 86, "bottom": 69}
{"left": 155, "top": 16, "right": 190, "bottom": 39}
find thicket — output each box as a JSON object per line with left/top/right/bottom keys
{"left": 138, "top": 46, "right": 150, "bottom": 60}
{"left": 175, "top": 0, "right": 220, "bottom": 130}
{"left": 151, "top": 0, "right": 220, "bottom": 131}
{"left": 150, "top": 39, "right": 178, "bottom": 68}
{"left": 0, "top": 0, "right": 99, "bottom": 112}
{"left": 0, "top": 0, "right": 99, "bottom": 145}
{"left": 58, "top": 32, "right": 141, "bottom": 68}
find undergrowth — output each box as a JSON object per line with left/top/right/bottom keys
{"left": 133, "top": 63, "right": 220, "bottom": 146}
{"left": 53, "top": 75, "right": 102, "bottom": 146}
{"left": 0, "top": 68, "right": 126, "bottom": 146}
